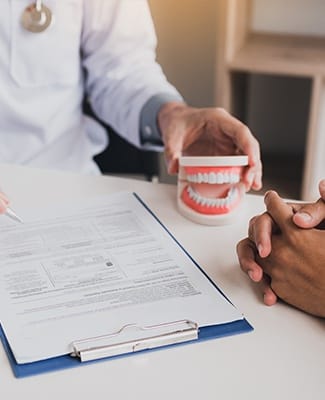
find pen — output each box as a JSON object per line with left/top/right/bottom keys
{"left": 4, "top": 207, "right": 24, "bottom": 224}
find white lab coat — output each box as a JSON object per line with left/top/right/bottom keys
{"left": 0, "top": 0, "right": 180, "bottom": 173}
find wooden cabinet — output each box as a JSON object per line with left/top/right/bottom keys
{"left": 216, "top": 0, "right": 325, "bottom": 200}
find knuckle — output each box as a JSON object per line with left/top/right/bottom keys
{"left": 215, "top": 107, "right": 227, "bottom": 115}
{"left": 249, "top": 215, "right": 258, "bottom": 228}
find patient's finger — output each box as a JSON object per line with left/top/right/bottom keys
{"left": 264, "top": 191, "right": 295, "bottom": 233}
{"left": 236, "top": 238, "right": 263, "bottom": 282}
{"left": 260, "top": 274, "right": 278, "bottom": 306}
{"left": 248, "top": 212, "right": 276, "bottom": 258}
{"left": 292, "top": 197, "right": 325, "bottom": 228}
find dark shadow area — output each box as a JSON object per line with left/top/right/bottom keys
{"left": 84, "top": 101, "right": 160, "bottom": 181}
{"left": 232, "top": 73, "right": 311, "bottom": 199}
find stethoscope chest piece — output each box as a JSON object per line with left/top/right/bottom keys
{"left": 21, "top": 2, "right": 52, "bottom": 33}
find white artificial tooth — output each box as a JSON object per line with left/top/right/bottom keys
{"left": 212, "top": 199, "right": 218, "bottom": 207}
{"left": 216, "top": 172, "right": 223, "bottom": 183}
{"left": 229, "top": 187, "right": 238, "bottom": 204}
{"left": 203, "top": 173, "right": 209, "bottom": 183}
{"left": 223, "top": 172, "right": 230, "bottom": 183}
{"left": 233, "top": 173, "right": 240, "bottom": 183}
{"left": 196, "top": 173, "right": 202, "bottom": 183}
{"left": 187, "top": 187, "right": 194, "bottom": 199}
{"left": 208, "top": 172, "right": 217, "bottom": 184}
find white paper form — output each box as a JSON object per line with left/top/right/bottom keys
{"left": 0, "top": 192, "right": 243, "bottom": 364}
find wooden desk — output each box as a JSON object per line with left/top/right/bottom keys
{"left": 1, "top": 164, "right": 324, "bottom": 400}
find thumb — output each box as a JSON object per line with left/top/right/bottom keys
{"left": 166, "top": 156, "right": 180, "bottom": 175}
{"left": 319, "top": 179, "right": 325, "bottom": 200}
{"left": 264, "top": 191, "right": 294, "bottom": 233}
{"left": 163, "top": 130, "right": 185, "bottom": 175}
{"left": 293, "top": 197, "right": 325, "bottom": 228}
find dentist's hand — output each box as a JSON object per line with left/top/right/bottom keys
{"left": 0, "top": 192, "right": 9, "bottom": 214}
{"left": 158, "top": 103, "right": 262, "bottom": 192}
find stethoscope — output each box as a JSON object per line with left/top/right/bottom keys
{"left": 21, "top": 0, "right": 53, "bottom": 33}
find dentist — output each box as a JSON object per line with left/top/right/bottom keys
{"left": 0, "top": 0, "right": 262, "bottom": 211}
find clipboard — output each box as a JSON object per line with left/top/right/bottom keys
{"left": 0, "top": 193, "right": 253, "bottom": 378}
{"left": 0, "top": 318, "right": 252, "bottom": 378}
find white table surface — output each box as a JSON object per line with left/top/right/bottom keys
{"left": 1, "top": 163, "right": 324, "bottom": 400}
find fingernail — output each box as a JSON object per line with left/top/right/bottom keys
{"left": 263, "top": 293, "right": 268, "bottom": 304}
{"left": 248, "top": 270, "right": 254, "bottom": 281}
{"left": 264, "top": 190, "right": 275, "bottom": 205}
{"left": 320, "top": 180, "right": 325, "bottom": 191}
{"left": 245, "top": 173, "right": 254, "bottom": 190}
{"left": 257, "top": 244, "right": 263, "bottom": 257}
{"left": 296, "top": 212, "right": 312, "bottom": 222}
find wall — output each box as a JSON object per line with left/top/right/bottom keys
{"left": 148, "top": 1, "right": 325, "bottom": 183}
{"left": 148, "top": 0, "right": 218, "bottom": 182}
{"left": 248, "top": 0, "right": 325, "bottom": 155}
{"left": 148, "top": 0, "right": 217, "bottom": 107}
{"left": 252, "top": 0, "right": 325, "bottom": 37}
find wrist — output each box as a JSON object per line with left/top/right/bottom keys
{"left": 140, "top": 94, "right": 184, "bottom": 147}
{"left": 157, "top": 102, "right": 188, "bottom": 143}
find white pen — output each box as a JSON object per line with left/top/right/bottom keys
{"left": 4, "top": 207, "right": 24, "bottom": 224}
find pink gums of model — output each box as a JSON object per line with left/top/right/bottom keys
{"left": 177, "top": 156, "right": 248, "bottom": 225}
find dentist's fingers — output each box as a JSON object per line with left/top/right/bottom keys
{"left": 0, "top": 192, "right": 9, "bottom": 213}
{"left": 319, "top": 179, "right": 325, "bottom": 198}
{"left": 242, "top": 158, "right": 263, "bottom": 192}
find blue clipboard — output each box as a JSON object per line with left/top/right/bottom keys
{"left": 0, "top": 319, "right": 253, "bottom": 378}
{"left": 0, "top": 193, "right": 253, "bottom": 378}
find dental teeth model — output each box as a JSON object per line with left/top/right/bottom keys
{"left": 177, "top": 155, "right": 248, "bottom": 225}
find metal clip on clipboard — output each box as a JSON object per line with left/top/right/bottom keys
{"left": 71, "top": 320, "right": 199, "bottom": 362}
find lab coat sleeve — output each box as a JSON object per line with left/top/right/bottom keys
{"left": 81, "top": 0, "right": 183, "bottom": 148}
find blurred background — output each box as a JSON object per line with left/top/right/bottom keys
{"left": 150, "top": 0, "right": 325, "bottom": 200}
{"left": 99, "top": 0, "right": 325, "bottom": 201}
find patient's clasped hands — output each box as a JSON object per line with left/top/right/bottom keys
{"left": 237, "top": 179, "right": 325, "bottom": 317}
